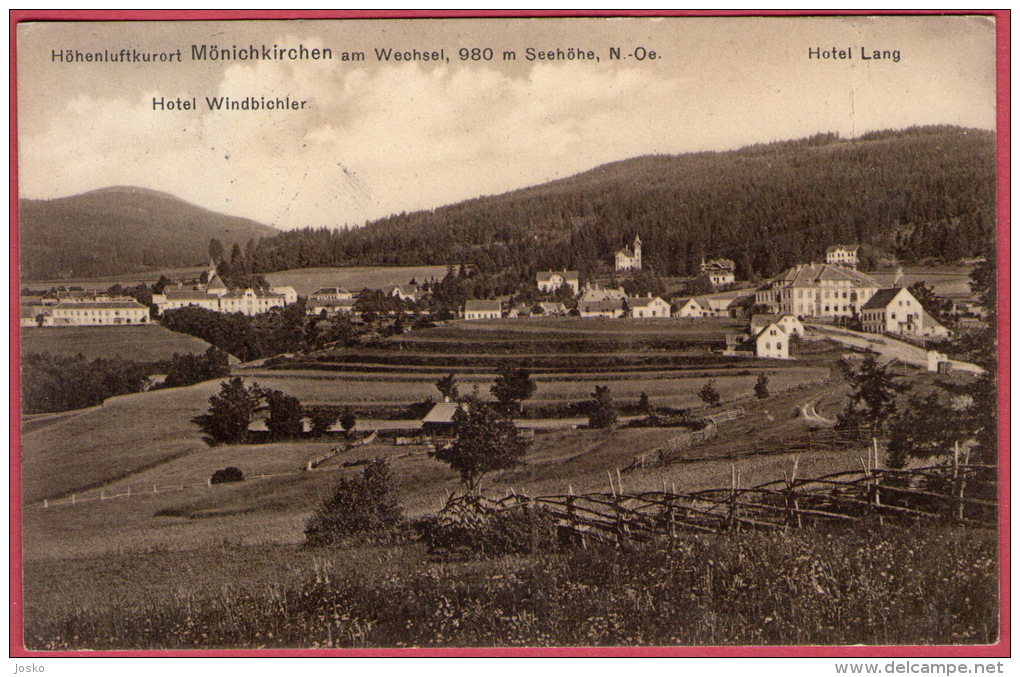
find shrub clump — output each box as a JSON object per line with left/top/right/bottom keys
{"left": 210, "top": 467, "right": 244, "bottom": 484}
{"left": 419, "top": 505, "right": 560, "bottom": 557}
{"left": 305, "top": 460, "right": 404, "bottom": 546}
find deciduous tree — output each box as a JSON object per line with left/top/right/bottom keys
{"left": 194, "top": 377, "right": 265, "bottom": 445}
{"left": 588, "top": 385, "right": 618, "bottom": 429}
{"left": 434, "top": 404, "right": 530, "bottom": 492}
{"left": 491, "top": 363, "right": 537, "bottom": 417}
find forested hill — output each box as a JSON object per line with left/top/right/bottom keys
{"left": 19, "top": 187, "right": 278, "bottom": 280}
{"left": 254, "top": 126, "right": 996, "bottom": 279}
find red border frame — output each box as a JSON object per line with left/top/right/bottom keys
{"left": 8, "top": 9, "right": 1010, "bottom": 659}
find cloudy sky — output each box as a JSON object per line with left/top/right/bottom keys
{"left": 17, "top": 16, "right": 997, "bottom": 230}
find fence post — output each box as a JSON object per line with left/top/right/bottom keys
{"left": 71, "top": 494, "right": 76, "bottom": 505}
{"left": 786, "top": 456, "right": 802, "bottom": 529}
{"left": 615, "top": 491, "right": 627, "bottom": 549}
{"left": 43, "top": 499, "right": 48, "bottom": 509}
{"left": 728, "top": 464, "right": 739, "bottom": 532}
{"left": 953, "top": 441, "right": 967, "bottom": 523}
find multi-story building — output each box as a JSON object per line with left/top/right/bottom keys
{"left": 825, "top": 244, "right": 859, "bottom": 268}
{"left": 754, "top": 322, "right": 790, "bottom": 359}
{"left": 49, "top": 300, "right": 150, "bottom": 326}
{"left": 218, "top": 289, "right": 287, "bottom": 316}
{"left": 309, "top": 287, "right": 356, "bottom": 302}
{"left": 700, "top": 258, "right": 736, "bottom": 287}
{"left": 615, "top": 235, "right": 642, "bottom": 271}
{"left": 755, "top": 263, "right": 880, "bottom": 319}
{"left": 162, "top": 290, "right": 221, "bottom": 312}
{"left": 859, "top": 287, "right": 950, "bottom": 338}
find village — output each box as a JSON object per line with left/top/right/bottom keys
{"left": 20, "top": 235, "right": 969, "bottom": 365}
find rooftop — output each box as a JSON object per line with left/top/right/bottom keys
{"left": 536, "top": 270, "right": 579, "bottom": 282}
{"left": 53, "top": 301, "right": 147, "bottom": 310}
{"left": 464, "top": 300, "right": 502, "bottom": 312}
{"left": 861, "top": 287, "right": 908, "bottom": 310}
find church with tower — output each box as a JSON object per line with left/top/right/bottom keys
{"left": 615, "top": 235, "right": 642, "bottom": 271}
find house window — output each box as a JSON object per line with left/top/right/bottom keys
{"left": 777, "top": 343, "right": 782, "bottom": 351}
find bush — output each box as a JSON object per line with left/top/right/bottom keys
{"left": 626, "top": 408, "right": 707, "bottom": 430}
{"left": 419, "top": 505, "right": 560, "bottom": 557}
{"left": 698, "top": 380, "right": 721, "bottom": 407}
{"left": 210, "top": 467, "right": 244, "bottom": 484}
{"left": 305, "top": 460, "right": 404, "bottom": 546}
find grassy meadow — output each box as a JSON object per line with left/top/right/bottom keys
{"left": 22, "top": 265, "right": 209, "bottom": 290}
{"left": 19, "top": 367, "right": 999, "bottom": 647}
{"left": 17, "top": 311, "right": 998, "bottom": 649}
{"left": 240, "top": 365, "right": 830, "bottom": 407}
{"left": 23, "top": 525, "right": 997, "bottom": 649}
{"left": 870, "top": 264, "right": 976, "bottom": 298}
{"left": 265, "top": 266, "right": 449, "bottom": 296}
{"left": 20, "top": 325, "right": 215, "bottom": 362}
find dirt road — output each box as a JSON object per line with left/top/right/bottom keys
{"left": 807, "top": 324, "right": 982, "bottom": 374}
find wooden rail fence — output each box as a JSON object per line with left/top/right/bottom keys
{"left": 438, "top": 458, "right": 997, "bottom": 546}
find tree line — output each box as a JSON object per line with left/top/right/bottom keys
{"left": 21, "top": 347, "right": 230, "bottom": 414}
{"left": 223, "top": 126, "right": 994, "bottom": 282}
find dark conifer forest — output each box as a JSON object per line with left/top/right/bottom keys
{"left": 21, "top": 126, "right": 995, "bottom": 282}
{"left": 250, "top": 126, "right": 996, "bottom": 279}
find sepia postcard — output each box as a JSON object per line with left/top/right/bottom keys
{"left": 10, "top": 11, "right": 1008, "bottom": 658}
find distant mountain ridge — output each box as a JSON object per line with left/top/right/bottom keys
{"left": 19, "top": 126, "right": 997, "bottom": 282}
{"left": 19, "top": 187, "right": 278, "bottom": 281}
{"left": 251, "top": 125, "right": 997, "bottom": 278}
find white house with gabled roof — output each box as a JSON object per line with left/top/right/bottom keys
{"left": 750, "top": 312, "right": 804, "bottom": 338}
{"left": 675, "top": 297, "right": 705, "bottom": 318}
{"left": 860, "top": 287, "right": 951, "bottom": 338}
{"left": 536, "top": 270, "right": 580, "bottom": 295}
{"left": 626, "top": 295, "right": 671, "bottom": 318}
{"left": 463, "top": 300, "right": 502, "bottom": 320}
{"left": 754, "top": 322, "right": 789, "bottom": 359}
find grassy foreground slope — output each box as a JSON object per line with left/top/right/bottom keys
{"left": 24, "top": 526, "right": 997, "bottom": 648}
{"left": 20, "top": 381, "right": 222, "bottom": 504}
